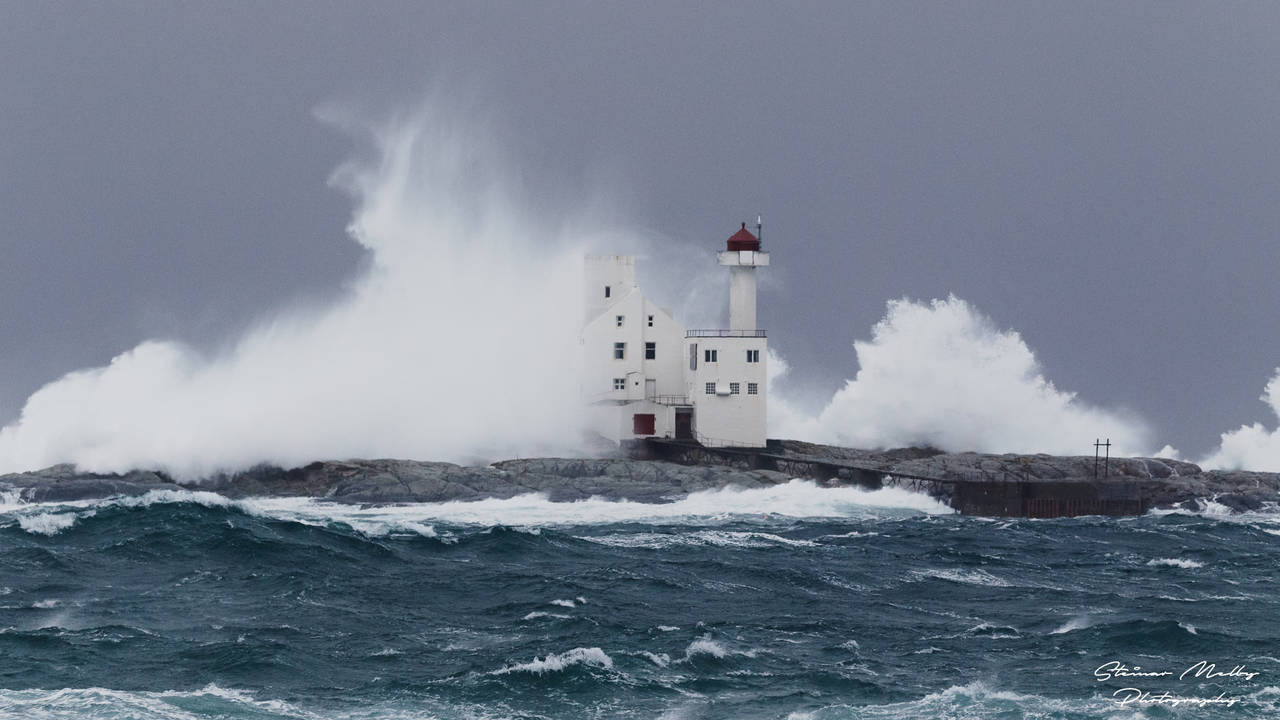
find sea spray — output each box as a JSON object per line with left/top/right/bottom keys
{"left": 769, "top": 295, "right": 1153, "bottom": 456}
{"left": 0, "top": 100, "right": 591, "bottom": 478}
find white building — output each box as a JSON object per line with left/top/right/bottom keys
{"left": 582, "top": 223, "right": 769, "bottom": 447}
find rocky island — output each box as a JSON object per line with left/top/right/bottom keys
{"left": 2, "top": 439, "right": 1277, "bottom": 516}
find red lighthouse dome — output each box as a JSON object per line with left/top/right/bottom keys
{"left": 726, "top": 222, "right": 760, "bottom": 252}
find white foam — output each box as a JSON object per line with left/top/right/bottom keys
{"left": 16, "top": 512, "right": 79, "bottom": 536}
{"left": 0, "top": 489, "right": 24, "bottom": 510}
{"left": 368, "top": 479, "right": 948, "bottom": 528}
{"left": 1147, "top": 499, "right": 1236, "bottom": 519}
{"left": 583, "top": 529, "right": 821, "bottom": 550}
{"left": 684, "top": 637, "right": 727, "bottom": 659}
{"left": 1147, "top": 557, "right": 1204, "bottom": 569}
{"left": 0, "top": 684, "right": 309, "bottom": 720}
{"left": 549, "top": 598, "right": 576, "bottom": 608}
{"left": 928, "top": 622, "right": 1021, "bottom": 641}
{"left": 521, "top": 612, "right": 571, "bottom": 621}
{"left": 491, "top": 647, "right": 613, "bottom": 675}
{"left": 911, "top": 568, "right": 1011, "bottom": 587}
{"left": 0, "top": 480, "right": 951, "bottom": 538}
{"left": 680, "top": 636, "right": 759, "bottom": 662}
{"left": 819, "top": 530, "right": 879, "bottom": 539}
{"left": 639, "top": 651, "right": 671, "bottom": 667}
{"left": 1050, "top": 615, "right": 1094, "bottom": 635}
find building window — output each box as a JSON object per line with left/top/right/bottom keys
{"left": 614, "top": 342, "right": 625, "bottom": 359}
{"left": 730, "top": 382, "right": 740, "bottom": 395}
{"left": 645, "top": 342, "right": 656, "bottom": 360}
{"left": 704, "top": 382, "right": 715, "bottom": 395}
{"left": 613, "top": 378, "right": 626, "bottom": 390}
{"left": 704, "top": 349, "right": 717, "bottom": 362}
{"left": 748, "top": 382, "right": 758, "bottom": 395}
{"left": 647, "top": 314, "right": 654, "bottom": 327}
{"left": 689, "top": 344, "right": 697, "bottom": 370}
{"left": 616, "top": 315, "right": 624, "bottom": 327}
{"left": 604, "top": 286, "right": 610, "bottom": 298}
{"left": 746, "top": 349, "right": 760, "bottom": 363}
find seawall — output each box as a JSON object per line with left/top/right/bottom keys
{"left": 632, "top": 438, "right": 1278, "bottom": 517}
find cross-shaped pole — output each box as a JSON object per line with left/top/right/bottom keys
{"left": 1094, "top": 438, "right": 1112, "bottom": 478}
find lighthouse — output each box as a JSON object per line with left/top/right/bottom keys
{"left": 718, "top": 221, "right": 770, "bottom": 331}
{"left": 581, "top": 221, "right": 771, "bottom": 448}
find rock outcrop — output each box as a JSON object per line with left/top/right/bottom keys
{"left": 0, "top": 457, "right": 793, "bottom": 505}
{"left": 1, "top": 441, "right": 1277, "bottom": 513}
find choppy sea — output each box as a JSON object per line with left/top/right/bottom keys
{"left": 0, "top": 480, "right": 1276, "bottom": 719}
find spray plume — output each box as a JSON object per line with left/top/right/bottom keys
{"left": 769, "top": 295, "right": 1154, "bottom": 457}
{"left": 0, "top": 101, "right": 592, "bottom": 479}
{"left": 1201, "top": 369, "right": 1280, "bottom": 470}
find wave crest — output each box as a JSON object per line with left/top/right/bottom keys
{"left": 491, "top": 647, "right": 613, "bottom": 675}
{"left": 0, "top": 480, "right": 953, "bottom": 537}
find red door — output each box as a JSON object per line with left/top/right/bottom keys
{"left": 675, "top": 410, "right": 692, "bottom": 440}
{"left": 633, "top": 413, "right": 656, "bottom": 436}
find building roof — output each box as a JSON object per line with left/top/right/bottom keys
{"left": 726, "top": 222, "right": 760, "bottom": 251}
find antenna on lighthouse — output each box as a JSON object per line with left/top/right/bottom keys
{"left": 756, "top": 214, "right": 763, "bottom": 245}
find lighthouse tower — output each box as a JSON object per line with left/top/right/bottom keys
{"left": 682, "top": 222, "right": 770, "bottom": 447}
{"left": 719, "top": 222, "right": 770, "bottom": 331}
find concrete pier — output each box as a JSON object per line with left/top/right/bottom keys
{"left": 634, "top": 438, "right": 1152, "bottom": 518}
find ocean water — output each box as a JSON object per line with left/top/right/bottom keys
{"left": 0, "top": 481, "right": 1276, "bottom": 719}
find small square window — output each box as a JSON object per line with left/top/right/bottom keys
{"left": 747, "top": 382, "right": 758, "bottom": 395}
{"left": 613, "top": 378, "right": 626, "bottom": 390}
{"left": 647, "top": 315, "right": 654, "bottom": 327}
{"left": 644, "top": 342, "right": 656, "bottom": 360}
{"left": 729, "top": 382, "right": 740, "bottom": 395}
{"left": 704, "top": 382, "right": 716, "bottom": 395}
{"left": 616, "top": 315, "right": 624, "bottom": 327}
{"left": 746, "top": 349, "right": 760, "bottom": 363}
{"left": 614, "top": 342, "right": 625, "bottom": 359}
{"left": 704, "top": 349, "right": 717, "bottom": 363}
{"left": 604, "top": 286, "right": 610, "bottom": 298}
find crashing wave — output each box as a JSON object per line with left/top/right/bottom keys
{"left": 490, "top": 647, "right": 613, "bottom": 675}
{"left": 0, "top": 480, "right": 952, "bottom": 537}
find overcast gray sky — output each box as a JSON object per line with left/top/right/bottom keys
{"left": 2, "top": 2, "right": 1279, "bottom": 458}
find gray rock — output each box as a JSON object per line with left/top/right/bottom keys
{"left": 2, "top": 440, "right": 1278, "bottom": 514}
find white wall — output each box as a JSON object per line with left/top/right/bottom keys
{"left": 581, "top": 289, "right": 645, "bottom": 404}
{"left": 582, "top": 256, "right": 688, "bottom": 440}
{"left": 583, "top": 255, "right": 636, "bottom": 324}
{"left": 717, "top": 250, "right": 769, "bottom": 332}
{"left": 685, "top": 337, "right": 768, "bottom": 447}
